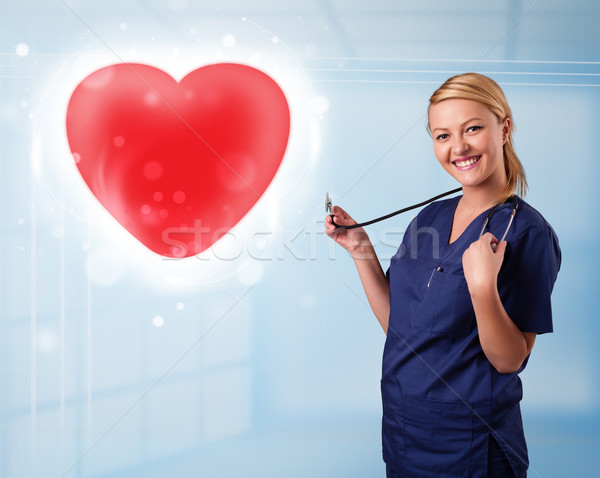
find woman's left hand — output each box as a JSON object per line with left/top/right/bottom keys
{"left": 462, "top": 233, "right": 507, "bottom": 294}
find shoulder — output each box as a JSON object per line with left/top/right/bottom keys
{"left": 511, "top": 196, "right": 559, "bottom": 242}
{"left": 505, "top": 196, "right": 561, "bottom": 279}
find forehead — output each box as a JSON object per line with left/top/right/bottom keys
{"left": 428, "top": 98, "right": 494, "bottom": 128}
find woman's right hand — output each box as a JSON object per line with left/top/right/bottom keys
{"left": 325, "top": 206, "right": 374, "bottom": 259}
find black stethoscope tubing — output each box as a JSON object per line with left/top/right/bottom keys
{"left": 478, "top": 195, "right": 519, "bottom": 249}
{"left": 328, "top": 188, "right": 519, "bottom": 252}
{"left": 328, "top": 187, "right": 463, "bottom": 229}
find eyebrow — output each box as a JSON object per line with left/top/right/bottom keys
{"left": 431, "top": 117, "right": 484, "bottom": 134}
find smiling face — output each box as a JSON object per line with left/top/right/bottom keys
{"left": 428, "top": 98, "right": 510, "bottom": 194}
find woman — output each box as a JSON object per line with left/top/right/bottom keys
{"left": 325, "top": 73, "right": 561, "bottom": 477}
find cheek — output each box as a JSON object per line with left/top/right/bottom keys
{"left": 433, "top": 144, "right": 449, "bottom": 165}
{"left": 483, "top": 131, "right": 504, "bottom": 154}
{"left": 484, "top": 140, "right": 503, "bottom": 162}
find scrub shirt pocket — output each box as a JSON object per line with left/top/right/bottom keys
{"left": 410, "top": 263, "right": 475, "bottom": 337}
{"left": 382, "top": 407, "right": 405, "bottom": 465}
{"left": 402, "top": 395, "right": 472, "bottom": 477}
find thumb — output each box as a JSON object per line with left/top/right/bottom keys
{"left": 494, "top": 240, "right": 507, "bottom": 257}
{"left": 481, "top": 232, "right": 498, "bottom": 245}
{"left": 331, "top": 206, "right": 356, "bottom": 225}
{"left": 331, "top": 205, "right": 348, "bottom": 219}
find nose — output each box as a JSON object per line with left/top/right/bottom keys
{"left": 452, "top": 136, "right": 470, "bottom": 156}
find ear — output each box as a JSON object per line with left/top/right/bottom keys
{"left": 502, "top": 117, "right": 511, "bottom": 145}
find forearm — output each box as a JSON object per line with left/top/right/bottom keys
{"left": 351, "top": 244, "right": 390, "bottom": 334}
{"left": 469, "top": 285, "right": 529, "bottom": 374}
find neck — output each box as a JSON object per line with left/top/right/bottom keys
{"left": 460, "top": 183, "right": 507, "bottom": 212}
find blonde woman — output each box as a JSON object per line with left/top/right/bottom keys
{"left": 325, "top": 73, "right": 561, "bottom": 477}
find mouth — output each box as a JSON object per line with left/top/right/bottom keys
{"left": 452, "top": 155, "right": 481, "bottom": 170}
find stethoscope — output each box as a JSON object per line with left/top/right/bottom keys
{"left": 326, "top": 188, "right": 518, "bottom": 251}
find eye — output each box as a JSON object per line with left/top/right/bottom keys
{"left": 467, "top": 125, "right": 483, "bottom": 133}
{"left": 435, "top": 133, "right": 449, "bottom": 141}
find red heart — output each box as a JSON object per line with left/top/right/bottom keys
{"left": 66, "top": 63, "right": 290, "bottom": 258}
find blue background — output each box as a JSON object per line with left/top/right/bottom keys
{"left": 1, "top": 1, "right": 598, "bottom": 477}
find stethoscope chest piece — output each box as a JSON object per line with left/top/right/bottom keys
{"left": 325, "top": 192, "right": 333, "bottom": 216}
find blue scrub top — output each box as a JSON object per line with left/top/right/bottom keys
{"left": 382, "top": 195, "right": 561, "bottom": 478}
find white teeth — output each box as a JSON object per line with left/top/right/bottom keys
{"left": 454, "top": 156, "right": 480, "bottom": 167}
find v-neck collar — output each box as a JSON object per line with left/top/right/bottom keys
{"left": 444, "top": 195, "right": 495, "bottom": 249}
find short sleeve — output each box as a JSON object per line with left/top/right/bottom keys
{"left": 498, "top": 225, "right": 561, "bottom": 334}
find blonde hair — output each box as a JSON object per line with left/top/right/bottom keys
{"left": 427, "top": 72, "right": 527, "bottom": 202}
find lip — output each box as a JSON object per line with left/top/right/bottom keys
{"left": 452, "top": 155, "right": 481, "bottom": 171}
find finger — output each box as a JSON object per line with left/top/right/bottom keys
{"left": 326, "top": 216, "right": 343, "bottom": 232}
{"left": 331, "top": 206, "right": 349, "bottom": 219}
{"left": 331, "top": 212, "right": 354, "bottom": 227}
{"left": 325, "top": 224, "right": 339, "bottom": 238}
{"left": 329, "top": 216, "right": 349, "bottom": 230}
{"left": 481, "top": 232, "right": 498, "bottom": 245}
{"left": 329, "top": 215, "right": 342, "bottom": 227}
{"left": 494, "top": 240, "right": 507, "bottom": 257}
